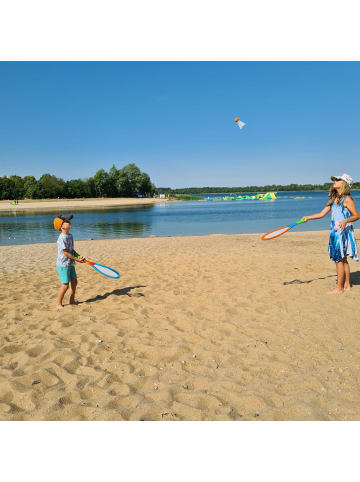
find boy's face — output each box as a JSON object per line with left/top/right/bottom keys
{"left": 61, "top": 221, "right": 72, "bottom": 234}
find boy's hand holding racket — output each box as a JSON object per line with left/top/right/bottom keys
{"left": 73, "top": 253, "right": 85, "bottom": 263}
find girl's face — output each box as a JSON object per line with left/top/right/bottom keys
{"left": 333, "top": 179, "right": 344, "bottom": 190}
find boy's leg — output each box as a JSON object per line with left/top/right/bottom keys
{"left": 69, "top": 277, "right": 78, "bottom": 304}
{"left": 57, "top": 283, "right": 69, "bottom": 308}
{"left": 343, "top": 257, "right": 351, "bottom": 290}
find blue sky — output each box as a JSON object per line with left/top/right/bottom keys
{"left": 1, "top": 61, "right": 359, "bottom": 188}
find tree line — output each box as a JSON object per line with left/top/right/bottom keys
{"left": 0, "top": 164, "right": 156, "bottom": 200}
{"left": 2, "top": 168, "right": 359, "bottom": 201}
{"left": 157, "top": 182, "right": 360, "bottom": 195}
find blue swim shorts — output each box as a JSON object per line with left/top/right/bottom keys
{"left": 56, "top": 265, "right": 77, "bottom": 284}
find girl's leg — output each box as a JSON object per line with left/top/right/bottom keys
{"left": 57, "top": 283, "right": 69, "bottom": 308}
{"left": 328, "top": 260, "right": 345, "bottom": 294}
{"left": 343, "top": 257, "right": 351, "bottom": 290}
{"left": 69, "top": 277, "right": 78, "bottom": 304}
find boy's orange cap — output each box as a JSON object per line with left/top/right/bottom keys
{"left": 53, "top": 214, "right": 73, "bottom": 231}
{"left": 53, "top": 217, "right": 64, "bottom": 231}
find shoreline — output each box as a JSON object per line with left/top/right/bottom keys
{"left": 1, "top": 229, "right": 352, "bottom": 248}
{"left": 0, "top": 197, "right": 170, "bottom": 212}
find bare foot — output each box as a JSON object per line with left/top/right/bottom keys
{"left": 56, "top": 304, "right": 64, "bottom": 309}
{"left": 344, "top": 286, "right": 351, "bottom": 291}
{"left": 327, "top": 288, "right": 343, "bottom": 294}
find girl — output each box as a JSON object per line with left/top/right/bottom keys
{"left": 302, "top": 173, "right": 359, "bottom": 294}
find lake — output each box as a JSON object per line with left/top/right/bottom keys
{"left": 1, "top": 191, "right": 360, "bottom": 246}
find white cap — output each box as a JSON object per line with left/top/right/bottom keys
{"left": 330, "top": 173, "right": 353, "bottom": 187}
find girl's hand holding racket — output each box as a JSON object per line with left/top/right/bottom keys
{"left": 301, "top": 216, "right": 309, "bottom": 223}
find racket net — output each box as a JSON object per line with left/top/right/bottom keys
{"left": 93, "top": 264, "right": 120, "bottom": 279}
{"left": 262, "top": 226, "right": 290, "bottom": 240}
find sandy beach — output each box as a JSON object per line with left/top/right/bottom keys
{"left": 0, "top": 230, "right": 360, "bottom": 421}
{"left": 0, "top": 197, "right": 169, "bottom": 212}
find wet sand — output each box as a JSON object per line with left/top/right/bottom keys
{"left": 0, "top": 230, "right": 360, "bottom": 420}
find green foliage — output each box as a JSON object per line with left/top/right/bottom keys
{"left": 64, "top": 179, "right": 87, "bottom": 198}
{"left": 0, "top": 163, "right": 156, "bottom": 200}
{"left": 169, "top": 194, "right": 203, "bottom": 201}
{"left": 33, "top": 174, "right": 66, "bottom": 199}
{"left": 9, "top": 175, "right": 25, "bottom": 199}
{"left": 94, "top": 169, "right": 109, "bottom": 197}
{"left": 1, "top": 166, "right": 359, "bottom": 201}
{"left": 156, "top": 182, "right": 360, "bottom": 195}
{"left": 83, "top": 177, "right": 97, "bottom": 197}
{"left": 0, "top": 176, "right": 15, "bottom": 199}
{"left": 23, "top": 176, "right": 37, "bottom": 198}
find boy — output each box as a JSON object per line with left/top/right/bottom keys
{"left": 54, "top": 215, "right": 85, "bottom": 309}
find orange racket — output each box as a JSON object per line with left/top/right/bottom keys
{"left": 261, "top": 219, "right": 305, "bottom": 240}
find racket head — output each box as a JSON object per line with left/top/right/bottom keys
{"left": 91, "top": 263, "right": 120, "bottom": 279}
{"left": 261, "top": 226, "right": 291, "bottom": 240}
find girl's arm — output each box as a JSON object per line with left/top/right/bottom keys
{"left": 339, "top": 197, "right": 360, "bottom": 230}
{"left": 301, "top": 205, "right": 331, "bottom": 222}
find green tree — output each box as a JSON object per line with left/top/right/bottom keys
{"left": 23, "top": 176, "right": 37, "bottom": 199}
{"left": 34, "top": 174, "right": 65, "bottom": 199}
{"left": 65, "top": 179, "right": 86, "bottom": 198}
{"left": 117, "top": 163, "right": 153, "bottom": 197}
{"left": 138, "top": 172, "right": 154, "bottom": 196}
{"left": 116, "top": 168, "right": 133, "bottom": 196}
{"left": 9, "top": 175, "right": 25, "bottom": 200}
{"left": 108, "top": 164, "right": 120, "bottom": 197}
{"left": 83, "top": 177, "right": 97, "bottom": 197}
{"left": 94, "top": 169, "right": 109, "bottom": 197}
{"left": 0, "top": 176, "right": 15, "bottom": 200}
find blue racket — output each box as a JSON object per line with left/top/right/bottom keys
{"left": 84, "top": 258, "right": 120, "bottom": 279}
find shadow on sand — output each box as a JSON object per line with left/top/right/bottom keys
{"left": 283, "top": 274, "right": 336, "bottom": 286}
{"left": 82, "top": 285, "right": 146, "bottom": 303}
{"left": 350, "top": 271, "right": 360, "bottom": 286}
{"left": 284, "top": 270, "right": 360, "bottom": 286}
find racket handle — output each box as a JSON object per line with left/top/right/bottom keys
{"left": 84, "top": 258, "right": 95, "bottom": 266}
{"left": 287, "top": 220, "right": 304, "bottom": 228}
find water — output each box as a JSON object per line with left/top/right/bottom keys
{"left": 1, "top": 191, "right": 360, "bottom": 246}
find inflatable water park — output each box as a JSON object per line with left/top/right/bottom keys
{"left": 206, "top": 192, "right": 277, "bottom": 201}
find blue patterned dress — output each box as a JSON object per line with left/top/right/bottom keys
{"left": 328, "top": 197, "right": 358, "bottom": 262}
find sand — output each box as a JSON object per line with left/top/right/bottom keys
{"left": 0, "top": 230, "right": 360, "bottom": 421}
{"left": 0, "top": 197, "right": 169, "bottom": 212}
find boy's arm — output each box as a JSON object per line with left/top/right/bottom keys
{"left": 63, "top": 250, "right": 85, "bottom": 262}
